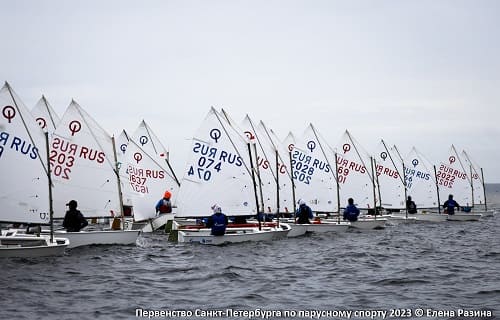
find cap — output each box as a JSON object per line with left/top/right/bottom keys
{"left": 298, "top": 199, "right": 306, "bottom": 206}
{"left": 66, "top": 200, "right": 77, "bottom": 207}
{"left": 164, "top": 191, "right": 172, "bottom": 199}
{"left": 211, "top": 204, "right": 221, "bottom": 213}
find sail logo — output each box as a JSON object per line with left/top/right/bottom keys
{"left": 412, "top": 159, "right": 419, "bottom": 168}
{"left": 244, "top": 131, "right": 255, "bottom": 140}
{"left": 0, "top": 131, "right": 39, "bottom": 160}
{"left": 139, "top": 135, "right": 148, "bottom": 146}
{"left": 2, "top": 105, "right": 15, "bottom": 123}
{"left": 449, "top": 156, "right": 456, "bottom": 164}
{"left": 120, "top": 144, "right": 127, "bottom": 154}
{"left": 68, "top": 120, "right": 82, "bottom": 136}
{"left": 36, "top": 117, "right": 47, "bottom": 129}
{"left": 307, "top": 141, "right": 316, "bottom": 152}
{"left": 342, "top": 143, "right": 351, "bottom": 154}
{"left": 209, "top": 128, "right": 221, "bottom": 143}
{"left": 287, "top": 143, "right": 294, "bottom": 152}
{"left": 380, "top": 152, "right": 387, "bottom": 161}
{"left": 134, "top": 152, "right": 142, "bottom": 164}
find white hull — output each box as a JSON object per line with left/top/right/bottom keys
{"left": 349, "top": 218, "right": 387, "bottom": 230}
{"left": 413, "top": 212, "right": 449, "bottom": 222}
{"left": 178, "top": 227, "right": 275, "bottom": 245}
{"left": 387, "top": 213, "right": 418, "bottom": 224}
{"left": 306, "top": 221, "right": 350, "bottom": 233}
{"left": 132, "top": 213, "right": 175, "bottom": 233}
{"left": 446, "top": 213, "right": 482, "bottom": 221}
{"left": 286, "top": 224, "right": 309, "bottom": 237}
{"left": 0, "top": 231, "right": 69, "bottom": 258}
{"left": 472, "top": 210, "right": 495, "bottom": 217}
{"left": 51, "top": 230, "right": 140, "bottom": 248}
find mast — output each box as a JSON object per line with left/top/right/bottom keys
{"left": 370, "top": 157, "right": 377, "bottom": 218}
{"left": 112, "top": 136, "right": 125, "bottom": 229}
{"left": 481, "top": 168, "right": 487, "bottom": 211}
{"left": 335, "top": 152, "right": 341, "bottom": 223}
{"left": 45, "top": 132, "right": 54, "bottom": 243}
{"left": 403, "top": 162, "right": 408, "bottom": 218}
{"left": 433, "top": 165, "right": 441, "bottom": 214}
{"left": 470, "top": 165, "right": 475, "bottom": 207}
{"left": 248, "top": 143, "right": 261, "bottom": 230}
{"left": 275, "top": 150, "right": 280, "bottom": 225}
{"left": 288, "top": 150, "right": 297, "bottom": 220}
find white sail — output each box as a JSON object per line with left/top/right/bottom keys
{"left": 291, "top": 124, "right": 337, "bottom": 212}
{"left": 263, "top": 125, "right": 294, "bottom": 214}
{"left": 115, "top": 129, "right": 130, "bottom": 167}
{"left": 31, "top": 95, "right": 60, "bottom": 135}
{"left": 436, "top": 145, "right": 472, "bottom": 206}
{"left": 461, "top": 150, "right": 485, "bottom": 206}
{"left": 373, "top": 140, "right": 405, "bottom": 209}
{"left": 0, "top": 82, "right": 50, "bottom": 224}
{"left": 335, "top": 130, "right": 375, "bottom": 209}
{"left": 50, "top": 100, "right": 120, "bottom": 218}
{"left": 175, "top": 107, "right": 257, "bottom": 218}
{"left": 122, "top": 138, "right": 177, "bottom": 221}
{"left": 132, "top": 120, "right": 169, "bottom": 160}
{"left": 240, "top": 115, "right": 278, "bottom": 213}
{"left": 403, "top": 147, "right": 438, "bottom": 208}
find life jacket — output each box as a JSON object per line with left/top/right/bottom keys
{"left": 407, "top": 201, "right": 417, "bottom": 214}
{"left": 158, "top": 199, "right": 172, "bottom": 213}
{"left": 445, "top": 199, "right": 458, "bottom": 215}
{"left": 211, "top": 213, "right": 227, "bottom": 235}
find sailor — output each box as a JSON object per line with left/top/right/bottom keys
{"left": 295, "top": 199, "right": 313, "bottom": 224}
{"left": 443, "top": 194, "right": 460, "bottom": 215}
{"left": 155, "top": 191, "right": 172, "bottom": 215}
{"left": 343, "top": 198, "right": 360, "bottom": 222}
{"left": 63, "top": 200, "right": 89, "bottom": 232}
{"left": 207, "top": 204, "right": 228, "bottom": 236}
{"left": 406, "top": 196, "right": 417, "bottom": 214}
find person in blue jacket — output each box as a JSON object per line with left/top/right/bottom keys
{"left": 295, "top": 199, "right": 313, "bottom": 224}
{"left": 343, "top": 198, "right": 360, "bottom": 222}
{"left": 443, "top": 194, "right": 460, "bottom": 215}
{"left": 206, "top": 204, "right": 228, "bottom": 236}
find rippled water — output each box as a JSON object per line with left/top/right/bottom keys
{"left": 2, "top": 186, "right": 500, "bottom": 320}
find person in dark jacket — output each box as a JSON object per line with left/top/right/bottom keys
{"left": 206, "top": 204, "right": 228, "bottom": 236}
{"left": 406, "top": 196, "right": 417, "bottom": 214}
{"left": 443, "top": 194, "right": 460, "bottom": 215}
{"left": 295, "top": 199, "right": 313, "bottom": 224}
{"left": 63, "top": 200, "right": 88, "bottom": 232}
{"left": 343, "top": 198, "right": 360, "bottom": 222}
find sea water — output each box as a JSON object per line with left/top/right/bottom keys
{"left": 1, "top": 185, "right": 500, "bottom": 320}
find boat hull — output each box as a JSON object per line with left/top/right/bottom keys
{"left": 178, "top": 228, "right": 275, "bottom": 245}
{"left": 51, "top": 230, "right": 140, "bottom": 248}
{"left": 0, "top": 232, "right": 69, "bottom": 258}
{"left": 413, "top": 212, "right": 449, "bottom": 222}
{"left": 446, "top": 213, "right": 482, "bottom": 221}
{"left": 348, "top": 218, "right": 387, "bottom": 230}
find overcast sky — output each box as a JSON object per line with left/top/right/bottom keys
{"left": 2, "top": 0, "right": 500, "bottom": 182}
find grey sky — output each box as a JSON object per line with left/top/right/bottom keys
{"left": 2, "top": 0, "right": 499, "bottom": 182}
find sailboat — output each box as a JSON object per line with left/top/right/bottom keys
{"left": 173, "top": 108, "right": 283, "bottom": 244}
{"left": 436, "top": 145, "right": 481, "bottom": 221}
{"left": 46, "top": 100, "right": 140, "bottom": 248}
{"left": 461, "top": 150, "right": 494, "bottom": 217}
{"left": 400, "top": 147, "right": 447, "bottom": 222}
{"left": 121, "top": 134, "right": 179, "bottom": 232}
{"left": 332, "top": 130, "right": 386, "bottom": 229}
{"left": 0, "top": 82, "right": 69, "bottom": 257}
{"left": 373, "top": 141, "right": 416, "bottom": 223}
{"left": 289, "top": 124, "right": 350, "bottom": 233}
